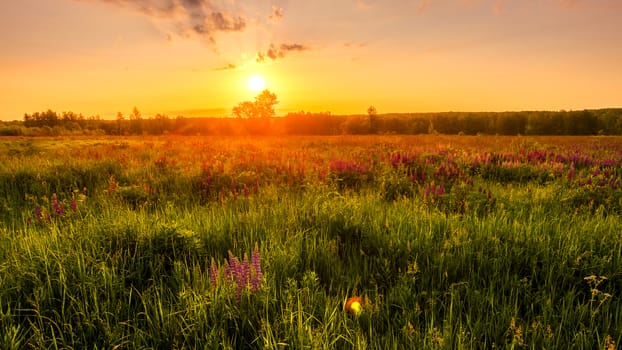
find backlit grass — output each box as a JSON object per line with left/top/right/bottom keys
{"left": 0, "top": 135, "right": 620, "bottom": 349}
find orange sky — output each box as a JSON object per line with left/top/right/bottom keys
{"left": 1, "top": 0, "right": 621, "bottom": 120}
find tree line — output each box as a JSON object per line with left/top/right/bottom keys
{"left": 2, "top": 108, "right": 622, "bottom": 136}
{"left": 2, "top": 103, "right": 621, "bottom": 137}
{"left": 0, "top": 108, "right": 186, "bottom": 136}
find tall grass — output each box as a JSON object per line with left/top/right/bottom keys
{"left": 0, "top": 135, "right": 620, "bottom": 348}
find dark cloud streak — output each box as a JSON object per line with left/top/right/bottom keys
{"left": 78, "top": 0, "right": 313, "bottom": 64}
{"left": 269, "top": 5, "right": 284, "bottom": 23}
{"left": 77, "top": 0, "right": 247, "bottom": 44}
{"left": 256, "top": 43, "right": 310, "bottom": 63}
{"left": 212, "top": 63, "right": 237, "bottom": 71}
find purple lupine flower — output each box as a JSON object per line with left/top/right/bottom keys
{"left": 71, "top": 195, "right": 78, "bottom": 212}
{"left": 207, "top": 249, "right": 264, "bottom": 300}
{"left": 241, "top": 254, "right": 250, "bottom": 288}
{"left": 228, "top": 252, "right": 239, "bottom": 273}
{"left": 52, "top": 194, "right": 65, "bottom": 216}
{"left": 228, "top": 252, "right": 244, "bottom": 300}
{"left": 231, "top": 179, "right": 238, "bottom": 200}
{"left": 425, "top": 183, "right": 432, "bottom": 197}
{"left": 251, "top": 245, "right": 262, "bottom": 292}
{"left": 35, "top": 205, "right": 42, "bottom": 220}
{"left": 222, "top": 260, "right": 232, "bottom": 286}
{"left": 436, "top": 182, "right": 445, "bottom": 196}
{"left": 390, "top": 153, "right": 400, "bottom": 169}
{"left": 602, "top": 159, "right": 615, "bottom": 167}
{"left": 229, "top": 252, "right": 241, "bottom": 278}
{"left": 567, "top": 163, "right": 575, "bottom": 181}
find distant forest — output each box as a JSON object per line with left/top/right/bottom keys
{"left": 1, "top": 108, "right": 622, "bottom": 136}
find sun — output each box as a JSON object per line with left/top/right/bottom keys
{"left": 248, "top": 75, "right": 266, "bottom": 92}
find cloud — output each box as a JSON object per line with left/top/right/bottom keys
{"left": 269, "top": 5, "right": 284, "bottom": 23}
{"left": 256, "top": 43, "right": 310, "bottom": 63}
{"left": 280, "top": 43, "right": 308, "bottom": 52}
{"left": 207, "top": 12, "right": 246, "bottom": 32}
{"left": 344, "top": 42, "right": 367, "bottom": 48}
{"left": 212, "top": 63, "right": 238, "bottom": 71}
{"left": 77, "top": 0, "right": 247, "bottom": 44}
{"left": 78, "top": 1, "right": 312, "bottom": 65}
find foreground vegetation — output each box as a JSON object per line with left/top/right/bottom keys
{"left": 0, "top": 135, "right": 621, "bottom": 349}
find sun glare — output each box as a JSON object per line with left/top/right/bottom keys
{"left": 248, "top": 75, "right": 266, "bottom": 92}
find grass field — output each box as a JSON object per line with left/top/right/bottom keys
{"left": 0, "top": 135, "right": 620, "bottom": 349}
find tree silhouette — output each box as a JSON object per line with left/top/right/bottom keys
{"left": 367, "top": 105, "right": 378, "bottom": 134}
{"left": 232, "top": 101, "right": 257, "bottom": 119}
{"left": 116, "top": 112, "right": 125, "bottom": 135}
{"left": 129, "top": 107, "right": 143, "bottom": 134}
{"left": 255, "top": 90, "right": 278, "bottom": 118}
{"left": 233, "top": 90, "right": 278, "bottom": 118}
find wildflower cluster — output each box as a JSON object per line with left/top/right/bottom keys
{"left": 209, "top": 245, "right": 263, "bottom": 301}
{"left": 28, "top": 192, "right": 80, "bottom": 225}
{"left": 198, "top": 165, "right": 260, "bottom": 204}
{"left": 584, "top": 274, "right": 613, "bottom": 312}
{"left": 29, "top": 136, "right": 619, "bottom": 214}
{"left": 573, "top": 166, "right": 621, "bottom": 190}
{"left": 329, "top": 158, "right": 371, "bottom": 189}
{"left": 423, "top": 181, "right": 445, "bottom": 199}
{"left": 506, "top": 317, "right": 525, "bottom": 347}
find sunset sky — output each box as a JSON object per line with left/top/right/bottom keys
{"left": 1, "top": 0, "right": 621, "bottom": 120}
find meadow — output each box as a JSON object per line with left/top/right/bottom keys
{"left": 0, "top": 134, "right": 620, "bottom": 349}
